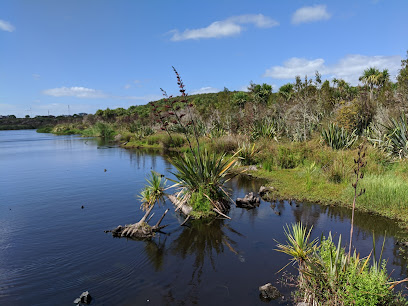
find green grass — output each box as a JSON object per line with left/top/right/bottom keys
{"left": 345, "top": 173, "right": 408, "bottom": 222}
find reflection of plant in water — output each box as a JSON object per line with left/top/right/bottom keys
{"left": 142, "top": 236, "right": 168, "bottom": 272}
{"left": 170, "top": 219, "right": 244, "bottom": 283}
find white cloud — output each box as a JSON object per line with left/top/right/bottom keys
{"left": 32, "top": 74, "right": 41, "bottom": 80}
{"left": 42, "top": 87, "right": 108, "bottom": 98}
{"left": 170, "top": 14, "right": 278, "bottom": 41}
{"left": 264, "top": 58, "right": 326, "bottom": 79}
{"left": 0, "top": 19, "right": 15, "bottom": 32}
{"left": 190, "top": 87, "right": 220, "bottom": 95}
{"left": 263, "top": 54, "right": 402, "bottom": 85}
{"left": 292, "top": 5, "right": 331, "bottom": 25}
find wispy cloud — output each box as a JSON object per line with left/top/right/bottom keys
{"left": 170, "top": 14, "right": 279, "bottom": 41}
{"left": 190, "top": 87, "right": 220, "bottom": 95}
{"left": 43, "top": 87, "right": 108, "bottom": 98}
{"left": 42, "top": 86, "right": 161, "bottom": 103}
{"left": 124, "top": 80, "right": 142, "bottom": 89}
{"left": 263, "top": 54, "right": 402, "bottom": 85}
{"left": 291, "top": 5, "right": 331, "bottom": 25}
{"left": 32, "top": 74, "right": 41, "bottom": 80}
{"left": 0, "top": 19, "right": 15, "bottom": 32}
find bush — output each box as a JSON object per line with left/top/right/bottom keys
{"left": 208, "top": 135, "right": 241, "bottom": 154}
{"left": 94, "top": 122, "right": 115, "bottom": 139}
{"left": 276, "top": 146, "right": 304, "bottom": 169}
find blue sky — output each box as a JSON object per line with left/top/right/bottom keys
{"left": 1, "top": 0, "right": 407, "bottom": 117}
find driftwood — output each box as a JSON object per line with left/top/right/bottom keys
{"left": 107, "top": 205, "right": 169, "bottom": 239}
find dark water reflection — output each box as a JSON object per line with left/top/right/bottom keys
{"left": 1, "top": 130, "right": 408, "bottom": 305}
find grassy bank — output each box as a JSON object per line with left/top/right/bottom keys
{"left": 238, "top": 143, "right": 408, "bottom": 227}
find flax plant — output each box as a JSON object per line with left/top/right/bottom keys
{"left": 154, "top": 68, "right": 239, "bottom": 215}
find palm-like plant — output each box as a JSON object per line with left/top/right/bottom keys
{"left": 275, "top": 222, "right": 319, "bottom": 288}
{"left": 359, "top": 67, "right": 389, "bottom": 100}
{"left": 139, "top": 171, "right": 167, "bottom": 210}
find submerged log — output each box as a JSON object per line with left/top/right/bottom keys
{"left": 236, "top": 192, "right": 260, "bottom": 209}
{"left": 108, "top": 207, "right": 169, "bottom": 239}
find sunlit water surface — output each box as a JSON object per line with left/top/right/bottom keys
{"left": 1, "top": 130, "right": 408, "bottom": 305}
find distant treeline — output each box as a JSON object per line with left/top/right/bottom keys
{"left": 0, "top": 115, "right": 85, "bottom": 130}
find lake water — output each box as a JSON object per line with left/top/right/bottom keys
{"left": 1, "top": 129, "right": 408, "bottom": 305}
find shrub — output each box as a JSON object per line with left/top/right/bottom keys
{"left": 161, "top": 133, "right": 186, "bottom": 149}
{"left": 208, "top": 135, "right": 241, "bottom": 154}
{"left": 276, "top": 146, "right": 304, "bottom": 169}
{"left": 94, "top": 122, "right": 115, "bottom": 139}
{"left": 36, "top": 126, "right": 53, "bottom": 133}
{"left": 134, "top": 126, "right": 155, "bottom": 140}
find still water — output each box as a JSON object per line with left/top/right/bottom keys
{"left": 1, "top": 130, "right": 408, "bottom": 305}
